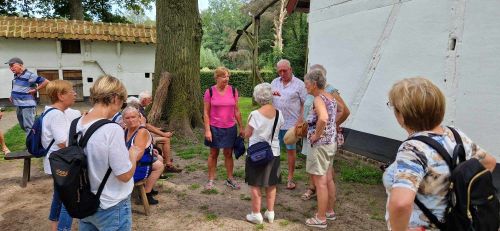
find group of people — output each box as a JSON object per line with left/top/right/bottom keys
{"left": 5, "top": 57, "right": 181, "bottom": 230}
{"left": 202, "top": 60, "right": 350, "bottom": 228}
{"left": 4, "top": 55, "right": 498, "bottom": 231}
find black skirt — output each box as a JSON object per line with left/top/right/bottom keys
{"left": 245, "top": 156, "right": 281, "bottom": 187}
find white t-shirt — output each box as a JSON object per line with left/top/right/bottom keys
{"left": 42, "top": 106, "right": 81, "bottom": 174}
{"left": 77, "top": 118, "right": 133, "bottom": 209}
{"left": 248, "top": 109, "right": 285, "bottom": 156}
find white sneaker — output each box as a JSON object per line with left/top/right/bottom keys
{"left": 264, "top": 210, "right": 275, "bottom": 223}
{"left": 246, "top": 212, "right": 263, "bottom": 224}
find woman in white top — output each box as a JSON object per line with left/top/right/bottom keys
{"left": 78, "top": 75, "right": 141, "bottom": 231}
{"left": 42, "top": 80, "right": 79, "bottom": 231}
{"left": 244, "top": 83, "right": 285, "bottom": 224}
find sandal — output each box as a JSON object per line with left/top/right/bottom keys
{"left": 2, "top": 147, "right": 10, "bottom": 154}
{"left": 301, "top": 188, "right": 316, "bottom": 200}
{"left": 286, "top": 180, "right": 296, "bottom": 190}
{"left": 305, "top": 215, "right": 327, "bottom": 229}
{"left": 204, "top": 180, "right": 216, "bottom": 190}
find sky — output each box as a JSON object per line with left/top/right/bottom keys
{"left": 146, "top": 0, "right": 209, "bottom": 19}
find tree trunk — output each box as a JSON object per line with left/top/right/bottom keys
{"left": 68, "top": 0, "right": 84, "bottom": 20}
{"left": 273, "top": 0, "right": 287, "bottom": 54}
{"left": 154, "top": 0, "right": 203, "bottom": 137}
{"left": 148, "top": 72, "right": 171, "bottom": 125}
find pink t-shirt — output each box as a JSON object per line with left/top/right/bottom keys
{"left": 204, "top": 85, "right": 238, "bottom": 128}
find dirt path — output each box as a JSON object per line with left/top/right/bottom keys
{"left": 0, "top": 155, "right": 386, "bottom": 231}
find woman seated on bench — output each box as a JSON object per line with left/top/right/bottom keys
{"left": 122, "top": 106, "right": 164, "bottom": 205}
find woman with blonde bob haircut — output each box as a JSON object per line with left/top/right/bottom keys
{"left": 78, "top": 76, "right": 141, "bottom": 231}
{"left": 43, "top": 80, "right": 82, "bottom": 231}
{"left": 383, "top": 77, "right": 496, "bottom": 231}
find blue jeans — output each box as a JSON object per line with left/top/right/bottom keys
{"left": 49, "top": 187, "right": 73, "bottom": 231}
{"left": 16, "top": 106, "right": 35, "bottom": 134}
{"left": 79, "top": 197, "right": 132, "bottom": 231}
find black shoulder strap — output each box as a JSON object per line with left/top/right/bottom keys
{"left": 43, "top": 107, "right": 58, "bottom": 151}
{"left": 232, "top": 86, "right": 236, "bottom": 97}
{"left": 447, "top": 126, "right": 466, "bottom": 163}
{"left": 269, "top": 110, "right": 279, "bottom": 144}
{"left": 78, "top": 119, "right": 113, "bottom": 199}
{"left": 68, "top": 117, "right": 80, "bottom": 146}
{"left": 406, "top": 136, "right": 451, "bottom": 230}
{"left": 414, "top": 198, "right": 446, "bottom": 230}
{"left": 78, "top": 119, "right": 113, "bottom": 147}
{"left": 96, "top": 168, "right": 112, "bottom": 199}
{"left": 209, "top": 86, "right": 213, "bottom": 98}
{"left": 409, "top": 136, "right": 453, "bottom": 171}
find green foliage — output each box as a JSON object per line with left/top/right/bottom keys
{"left": 201, "top": 188, "right": 219, "bottom": 195}
{"left": 200, "top": 70, "right": 275, "bottom": 97}
{"left": 282, "top": 13, "right": 308, "bottom": 78}
{"left": 335, "top": 159, "right": 383, "bottom": 185}
{"left": 201, "top": 0, "right": 248, "bottom": 68}
{"left": 206, "top": 212, "right": 218, "bottom": 221}
{"left": 188, "top": 184, "right": 201, "bottom": 190}
{"left": 200, "top": 47, "right": 222, "bottom": 69}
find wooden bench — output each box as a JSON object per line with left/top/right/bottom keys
{"left": 134, "top": 180, "right": 150, "bottom": 216}
{"left": 4, "top": 150, "right": 33, "bottom": 188}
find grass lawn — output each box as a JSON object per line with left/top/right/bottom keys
{"left": 1, "top": 124, "right": 25, "bottom": 160}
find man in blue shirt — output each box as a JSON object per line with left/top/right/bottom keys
{"left": 6, "top": 57, "right": 50, "bottom": 134}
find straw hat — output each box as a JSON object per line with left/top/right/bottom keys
{"left": 284, "top": 128, "right": 300, "bottom": 144}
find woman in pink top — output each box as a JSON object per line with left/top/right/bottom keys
{"left": 203, "top": 67, "right": 244, "bottom": 190}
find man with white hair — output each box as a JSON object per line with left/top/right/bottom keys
{"left": 271, "top": 59, "right": 307, "bottom": 190}
{"left": 138, "top": 91, "right": 182, "bottom": 173}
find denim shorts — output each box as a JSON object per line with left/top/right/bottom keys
{"left": 278, "top": 129, "right": 296, "bottom": 150}
{"left": 79, "top": 197, "right": 132, "bottom": 231}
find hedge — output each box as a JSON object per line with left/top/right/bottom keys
{"left": 200, "top": 70, "right": 277, "bottom": 97}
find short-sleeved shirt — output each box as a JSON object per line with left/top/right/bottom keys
{"left": 382, "top": 126, "right": 486, "bottom": 229}
{"left": 203, "top": 85, "right": 239, "bottom": 128}
{"left": 11, "top": 69, "right": 46, "bottom": 107}
{"left": 248, "top": 110, "right": 285, "bottom": 156}
{"left": 77, "top": 118, "right": 133, "bottom": 209}
{"left": 303, "top": 84, "right": 338, "bottom": 120}
{"left": 271, "top": 76, "right": 307, "bottom": 130}
{"left": 42, "top": 106, "right": 81, "bottom": 174}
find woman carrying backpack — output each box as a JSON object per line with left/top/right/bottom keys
{"left": 77, "top": 76, "right": 140, "bottom": 231}
{"left": 122, "top": 106, "right": 164, "bottom": 205}
{"left": 203, "top": 67, "right": 244, "bottom": 190}
{"left": 42, "top": 80, "right": 81, "bottom": 231}
{"left": 384, "top": 77, "right": 497, "bottom": 231}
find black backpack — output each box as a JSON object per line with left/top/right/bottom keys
{"left": 49, "top": 118, "right": 113, "bottom": 219}
{"left": 408, "top": 127, "right": 500, "bottom": 231}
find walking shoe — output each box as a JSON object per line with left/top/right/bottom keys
{"left": 264, "top": 210, "right": 275, "bottom": 223}
{"left": 146, "top": 192, "right": 159, "bottom": 205}
{"left": 225, "top": 178, "right": 241, "bottom": 190}
{"left": 150, "top": 189, "right": 159, "bottom": 196}
{"left": 165, "top": 164, "right": 182, "bottom": 173}
{"left": 246, "top": 212, "right": 263, "bottom": 224}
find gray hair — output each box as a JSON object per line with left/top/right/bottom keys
{"left": 253, "top": 83, "right": 273, "bottom": 105}
{"left": 310, "top": 64, "right": 327, "bottom": 76}
{"left": 305, "top": 69, "right": 326, "bottom": 89}
{"left": 276, "top": 59, "right": 291, "bottom": 68}
{"left": 122, "top": 106, "right": 141, "bottom": 117}
{"left": 138, "top": 91, "right": 152, "bottom": 101}
{"left": 126, "top": 96, "right": 141, "bottom": 108}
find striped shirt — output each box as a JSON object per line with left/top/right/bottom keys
{"left": 11, "top": 69, "right": 46, "bottom": 107}
{"left": 271, "top": 76, "right": 307, "bottom": 130}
